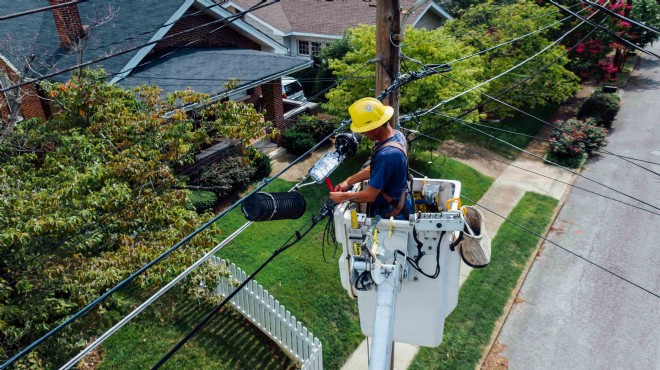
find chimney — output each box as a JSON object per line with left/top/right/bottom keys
{"left": 50, "top": 0, "right": 86, "bottom": 47}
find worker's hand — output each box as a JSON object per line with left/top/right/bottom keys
{"left": 334, "top": 180, "right": 350, "bottom": 192}
{"left": 329, "top": 192, "right": 347, "bottom": 204}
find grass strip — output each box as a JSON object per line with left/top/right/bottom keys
{"left": 410, "top": 192, "right": 558, "bottom": 370}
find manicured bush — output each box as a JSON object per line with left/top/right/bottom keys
{"left": 547, "top": 118, "right": 608, "bottom": 168}
{"left": 282, "top": 115, "right": 335, "bottom": 155}
{"left": 188, "top": 190, "right": 218, "bottom": 213}
{"left": 282, "top": 128, "right": 317, "bottom": 155}
{"left": 577, "top": 90, "right": 621, "bottom": 127}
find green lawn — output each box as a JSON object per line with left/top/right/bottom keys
{"left": 99, "top": 299, "right": 295, "bottom": 370}
{"left": 97, "top": 151, "right": 494, "bottom": 370}
{"left": 444, "top": 105, "right": 557, "bottom": 159}
{"left": 409, "top": 192, "right": 558, "bottom": 370}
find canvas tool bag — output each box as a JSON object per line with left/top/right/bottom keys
{"left": 459, "top": 206, "right": 491, "bottom": 268}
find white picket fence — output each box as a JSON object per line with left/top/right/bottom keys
{"left": 211, "top": 257, "right": 323, "bottom": 370}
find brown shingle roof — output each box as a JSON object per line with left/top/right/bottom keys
{"left": 229, "top": 0, "right": 430, "bottom": 36}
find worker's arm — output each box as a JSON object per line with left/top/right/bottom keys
{"left": 329, "top": 185, "right": 380, "bottom": 204}
{"left": 334, "top": 165, "right": 371, "bottom": 192}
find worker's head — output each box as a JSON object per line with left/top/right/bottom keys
{"left": 348, "top": 97, "right": 393, "bottom": 140}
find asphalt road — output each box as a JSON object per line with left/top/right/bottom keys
{"left": 496, "top": 44, "right": 660, "bottom": 370}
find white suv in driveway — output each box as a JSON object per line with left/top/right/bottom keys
{"left": 281, "top": 76, "right": 307, "bottom": 102}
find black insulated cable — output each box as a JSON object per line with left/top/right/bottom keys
{"left": 548, "top": 0, "right": 660, "bottom": 59}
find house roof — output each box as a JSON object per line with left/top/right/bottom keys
{"left": 1, "top": 0, "right": 185, "bottom": 82}
{"left": 120, "top": 48, "right": 311, "bottom": 97}
{"left": 227, "top": 0, "right": 451, "bottom": 36}
{"left": 0, "top": 0, "right": 289, "bottom": 84}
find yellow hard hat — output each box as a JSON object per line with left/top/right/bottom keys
{"left": 349, "top": 97, "right": 394, "bottom": 133}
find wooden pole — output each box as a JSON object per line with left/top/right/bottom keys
{"left": 375, "top": 0, "right": 401, "bottom": 129}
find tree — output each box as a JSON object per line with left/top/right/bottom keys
{"left": 323, "top": 24, "right": 484, "bottom": 133}
{"left": 445, "top": 1, "right": 581, "bottom": 118}
{"left": 630, "top": 0, "right": 660, "bottom": 47}
{"left": 0, "top": 69, "right": 270, "bottom": 367}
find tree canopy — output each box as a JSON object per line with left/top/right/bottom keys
{"left": 0, "top": 69, "right": 270, "bottom": 367}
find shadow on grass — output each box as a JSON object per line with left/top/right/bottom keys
{"left": 99, "top": 296, "right": 296, "bottom": 370}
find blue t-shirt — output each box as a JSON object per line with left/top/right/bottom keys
{"left": 369, "top": 131, "right": 408, "bottom": 209}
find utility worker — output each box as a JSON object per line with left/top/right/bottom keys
{"left": 329, "top": 97, "right": 413, "bottom": 220}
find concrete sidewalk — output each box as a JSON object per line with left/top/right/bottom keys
{"left": 341, "top": 152, "right": 576, "bottom": 370}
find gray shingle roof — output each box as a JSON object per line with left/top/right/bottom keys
{"left": 1, "top": 0, "right": 187, "bottom": 82}
{"left": 120, "top": 48, "right": 311, "bottom": 95}
{"left": 230, "top": 0, "right": 433, "bottom": 36}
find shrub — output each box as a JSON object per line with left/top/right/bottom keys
{"left": 282, "top": 115, "right": 335, "bottom": 155}
{"left": 188, "top": 190, "right": 218, "bottom": 213}
{"left": 577, "top": 90, "right": 621, "bottom": 127}
{"left": 282, "top": 128, "right": 317, "bottom": 155}
{"left": 547, "top": 118, "right": 608, "bottom": 167}
{"left": 200, "top": 155, "right": 256, "bottom": 197}
{"left": 246, "top": 146, "right": 272, "bottom": 181}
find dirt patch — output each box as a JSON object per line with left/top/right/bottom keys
{"left": 525, "top": 80, "right": 598, "bottom": 158}
{"left": 437, "top": 140, "right": 509, "bottom": 179}
{"left": 269, "top": 141, "right": 335, "bottom": 182}
{"left": 76, "top": 338, "right": 102, "bottom": 370}
{"left": 483, "top": 341, "right": 509, "bottom": 370}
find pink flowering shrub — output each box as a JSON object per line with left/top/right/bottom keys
{"left": 548, "top": 118, "right": 608, "bottom": 167}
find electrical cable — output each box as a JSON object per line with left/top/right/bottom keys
{"left": 409, "top": 11, "right": 610, "bottom": 142}
{"left": 445, "top": 9, "right": 585, "bottom": 66}
{"left": 3, "top": 65, "right": 434, "bottom": 368}
{"left": 0, "top": 0, "right": 280, "bottom": 94}
{"left": 431, "top": 111, "right": 660, "bottom": 212}
{"left": 581, "top": 0, "right": 660, "bottom": 35}
{"left": 0, "top": 140, "right": 248, "bottom": 286}
{"left": 406, "top": 128, "right": 660, "bottom": 216}
{"left": 150, "top": 203, "right": 334, "bottom": 369}
{"left": 457, "top": 194, "right": 660, "bottom": 299}
{"left": 424, "top": 12, "right": 598, "bottom": 114}
{"left": 0, "top": 0, "right": 89, "bottom": 21}
{"left": 58, "top": 222, "right": 255, "bottom": 369}
{"left": 437, "top": 73, "right": 660, "bottom": 177}
{"left": 548, "top": 0, "right": 660, "bottom": 59}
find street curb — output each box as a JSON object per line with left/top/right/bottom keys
{"left": 476, "top": 167, "right": 582, "bottom": 370}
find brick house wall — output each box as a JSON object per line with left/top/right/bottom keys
{"left": 261, "top": 80, "right": 285, "bottom": 143}
{"left": 154, "top": 8, "right": 261, "bottom": 52}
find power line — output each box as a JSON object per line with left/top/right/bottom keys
{"left": 410, "top": 11, "right": 609, "bottom": 141}
{"left": 151, "top": 203, "right": 333, "bottom": 369}
{"left": 549, "top": 0, "right": 660, "bottom": 59}
{"left": 1, "top": 63, "right": 441, "bottom": 368}
{"left": 0, "top": 0, "right": 89, "bottom": 21}
{"left": 424, "top": 12, "right": 597, "bottom": 113}
{"left": 59, "top": 221, "right": 254, "bottom": 370}
{"left": 437, "top": 73, "right": 660, "bottom": 177}
{"left": 431, "top": 110, "right": 660, "bottom": 212}
{"left": 581, "top": 0, "right": 660, "bottom": 35}
{"left": 457, "top": 193, "right": 660, "bottom": 299}
{"left": 407, "top": 166, "right": 659, "bottom": 299}
{"left": 0, "top": 0, "right": 280, "bottom": 94}
{"left": 445, "top": 8, "right": 587, "bottom": 66}
{"left": 406, "top": 128, "right": 660, "bottom": 216}
{"left": 1, "top": 140, "right": 247, "bottom": 285}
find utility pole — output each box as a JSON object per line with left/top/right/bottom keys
{"left": 375, "top": 0, "right": 401, "bottom": 129}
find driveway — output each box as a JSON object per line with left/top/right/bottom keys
{"left": 494, "top": 44, "right": 660, "bottom": 369}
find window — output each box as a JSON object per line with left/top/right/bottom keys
{"left": 297, "top": 40, "right": 310, "bottom": 56}
{"left": 311, "top": 42, "right": 322, "bottom": 57}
